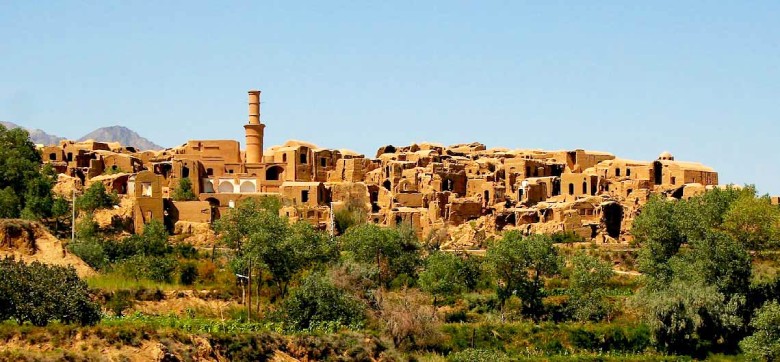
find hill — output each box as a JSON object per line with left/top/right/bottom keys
{"left": 0, "top": 121, "right": 66, "bottom": 145}
{"left": 77, "top": 125, "right": 163, "bottom": 150}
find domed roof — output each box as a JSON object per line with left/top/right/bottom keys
{"left": 659, "top": 151, "right": 674, "bottom": 160}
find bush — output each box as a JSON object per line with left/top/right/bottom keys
{"left": 0, "top": 258, "right": 100, "bottom": 326}
{"left": 550, "top": 231, "right": 585, "bottom": 244}
{"left": 380, "top": 289, "right": 442, "bottom": 350}
{"left": 68, "top": 238, "right": 108, "bottom": 270}
{"left": 106, "top": 290, "right": 134, "bottom": 317}
{"left": 282, "top": 273, "right": 365, "bottom": 331}
{"left": 116, "top": 255, "right": 177, "bottom": 283}
{"left": 179, "top": 262, "right": 199, "bottom": 286}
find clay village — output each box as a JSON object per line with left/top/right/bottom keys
{"left": 40, "top": 89, "right": 721, "bottom": 248}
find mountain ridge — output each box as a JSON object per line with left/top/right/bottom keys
{"left": 77, "top": 125, "right": 163, "bottom": 151}
{"left": 1, "top": 122, "right": 163, "bottom": 150}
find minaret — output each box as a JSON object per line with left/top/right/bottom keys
{"left": 244, "top": 90, "right": 265, "bottom": 164}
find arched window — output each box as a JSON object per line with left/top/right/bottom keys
{"left": 626, "top": 168, "right": 631, "bottom": 177}
{"left": 239, "top": 181, "right": 256, "bottom": 193}
{"left": 615, "top": 168, "right": 621, "bottom": 177}
{"left": 568, "top": 183, "right": 575, "bottom": 195}
{"left": 582, "top": 182, "right": 588, "bottom": 195}
{"left": 218, "top": 181, "right": 234, "bottom": 193}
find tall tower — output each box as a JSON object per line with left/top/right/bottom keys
{"left": 244, "top": 90, "right": 265, "bottom": 164}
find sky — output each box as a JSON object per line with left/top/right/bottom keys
{"left": 1, "top": 1, "right": 778, "bottom": 193}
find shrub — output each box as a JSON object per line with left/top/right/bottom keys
{"left": 380, "top": 289, "right": 442, "bottom": 350}
{"left": 282, "top": 273, "right": 365, "bottom": 331}
{"left": 68, "top": 238, "right": 108, "bottom": 270}
{"left": 106, "top": 290, "right": 134, "bottom": 317}
{"left": 179, "top": 262, "right": 199, "bottom": 286}
{"left": 0, "top": 258, "right": 100, "bottom": 326}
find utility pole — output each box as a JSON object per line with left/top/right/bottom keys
{"left": 71, "top": 188, "right": 76, "bottom": 243}
{"left": 329, "top": 201, "right": 335, "bottom": 239}
{"left": 247, "top": 257, "right": 252, "bottom": 323}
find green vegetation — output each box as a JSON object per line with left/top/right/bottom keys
{"left": 0, "top": 124, "right": 57, "bottom": 220}
{"left": 485, "top": 231, "right": 560, "bottom": 320}
{"left": 3, "top": 167, "right": 780, "bottom": 360}
{"left": 171, "top": 177, "right": 197, "bottom": 201}
{"left": 0, "top": 258, "right": 100, "bottom": 326}
{"left": 75, "top": 182, "right": 118, "bottom": 213}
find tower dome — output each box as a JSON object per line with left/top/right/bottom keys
{"left": 658, "top": 151, "right": 674, "bottom": 161}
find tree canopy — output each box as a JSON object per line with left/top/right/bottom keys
{"left": 0, "top": 124, "right": 56, "bottom": 220}
{"left": 485, "top": 231, "right": 560, "bottom": 319}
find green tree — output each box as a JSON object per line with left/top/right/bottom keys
{"left": 340, "top": 223, "right": 422, "bottom": 287}
{"left": 722, "top": 194, "right": 780, "bottom": 250}
{"left": 567, "top": 253, "right": 614, "bottom": 321}
{"left": 485, "top": 231, "right": 560, "bottom": 319}
{"left": 217, "top": 197, "right": 337, "bottom": 299}
{"left": 282, "top": 272, "right": 365, "bottom": 331}
{"left": 0, "top": 125, "right": 56, "bottom": 220}
{"left": 171, "top": 177, "right": 197, "bottom": 201}
{"left": 419, "top": 251, "right": 471, "bottom": 305}
{"left": 740, "top": 301, "right": 780, "bottom": 361}
{"left": 634, "top": 280, "right": 743, "bottom": 357}
{"left": 0, "top": 187, "right": 20, "bottom": 218}
{"left": 20, "top": 164, "right": 56, "bottom": 220}
{"left": 76, "top": 182, "right": 118, "bottom": 213}
{"left": 632, "top": 188, "right": 755, "bottom": 356}
{"left": 51, "top": 196, "right": 71, "bottom": 233}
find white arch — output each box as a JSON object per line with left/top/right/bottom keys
{"left": 218, "top": 181, "right": 235, "bottom": 193}
{"left": 240, "top": 181, "right": 256, "bottom": 193}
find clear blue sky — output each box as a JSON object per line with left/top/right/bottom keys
{"left": 1, "top": 1, "right": 778, "bottom": 194}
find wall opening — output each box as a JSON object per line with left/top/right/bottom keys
{"left": 615, "top": 168, "right": 621, "bottom": 177}
{"left": 299, "top": 153, "right": 307, "bottom": 164}
{"left": 382, "top": 180, "right": 392, "bottom": 191}
{"left": 49, "top": 153, "right": 57, "bottom": 161}
{"left": 266, "top": 166, "right": 282, "bottom": 181}
{"left": 568, "top": 183, "right": 575, "bottom": 196}
{"left": 653, "top": 161, "right": 662, "bottom": 185}
{"left": 444, "top": 179, "right": 454, "bottom": 192}
{"left": 301, "top": 190, "right": 309, "bottom": 203}
{"left": 602, "top": 203, "right": 623, "bottom": 238}
{"left": 552, "top": 179, "right": 561, "bottom": 196}
{"left": 582, "top": 181, "right": 588, "bottom": 195}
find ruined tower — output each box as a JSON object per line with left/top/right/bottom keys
{"left": 244, "top": 90, "right": 265, "bottom": 164}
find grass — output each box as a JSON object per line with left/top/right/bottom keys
{"left": 86, "top": 272, "right": 180, "bottom": 292}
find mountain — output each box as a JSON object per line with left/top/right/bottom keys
{"left": 1, "top": 121, "right": 66, "bottom": 145}
{"left": 77, "top": 126, "right": 163, "bottom": 150}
